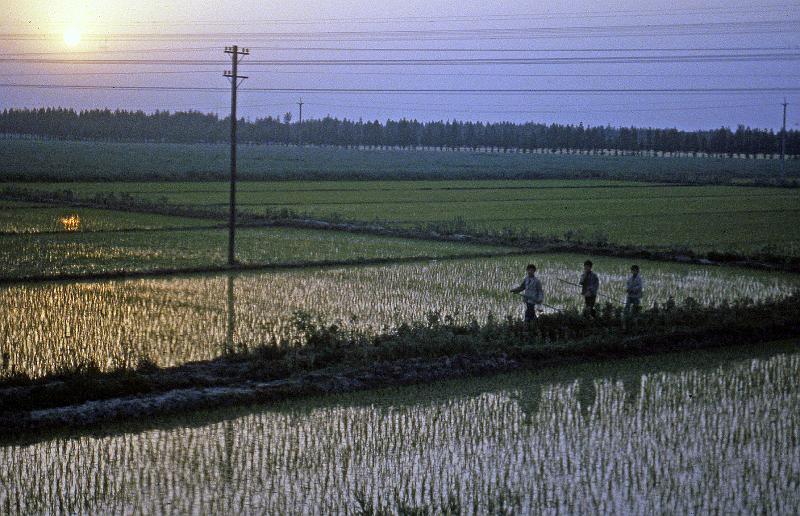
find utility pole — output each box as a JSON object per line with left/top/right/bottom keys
{"left": 781, "top": 98, "right": 788, "bottom": 176}
{"left": 223, "top": 45, "right": 249, "bottom": 266}
{"left": 297, "top": 97, "right": 303, "bottom": 146}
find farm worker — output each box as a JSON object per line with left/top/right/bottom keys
{"left": 624, "top": 265, "right": 644, "bottom": 316}
{"left": 510, "top": 263, "right": 544, "bottom": 323}
{"left": 579, "top": 260, "right": 600, "bottom": 317}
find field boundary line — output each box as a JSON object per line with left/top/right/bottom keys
{"left": 0, "top": 225, "right": 225, "bottom": 237}
{"left": 0, "top": 249, "right": 527, "bottom": 286}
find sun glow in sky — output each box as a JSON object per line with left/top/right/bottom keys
{"left": 63, "top": 27, "right": 81, "bottom": 47}
{"left": 0, "top": 0, "right": 797, "bottom": 130}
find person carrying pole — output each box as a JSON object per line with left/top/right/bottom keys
{"left": 624, "top": 264, "right": 643, "bottom": 317}
{"left": 510, "top": 263, "right": 544, "bottom": 325}
{"left": 579, "top": 260, "right": 599, "bottom": 317}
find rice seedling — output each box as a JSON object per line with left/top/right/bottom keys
{"left": 1, "top": 253, "right": 798, "bottom": 379}
{"left": 1, "top": 349, "right": 797, "bottom": 514}
{"left": 0, "top": 227, "right": 509, "bottom": 279}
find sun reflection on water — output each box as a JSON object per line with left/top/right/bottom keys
{"left": 58, "top": 214, "right": 81, "bottom": 231}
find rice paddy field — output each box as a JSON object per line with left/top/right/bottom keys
{"left": 0, "top": 226, "right": 510, "bottom": 279}
{"left": 3, "top": 253, "right": 799, "bottom": 379}
{"left": 0, "top": 201, "right": 214, "bottom": 234}
{"left": 2, "top": 343, "right": 798, "bottom": 514}
{"left": 3, "top": 142, "right": 800, "bottom": 514}
{"left": 7, "top": 180, "right": 800, "bottom": 255}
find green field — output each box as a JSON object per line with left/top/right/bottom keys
{"left": 2, "top": 139, "right": 797, "bottom": 182}
{"left": 9, "top": 180, "right": 800, "bottom": 255}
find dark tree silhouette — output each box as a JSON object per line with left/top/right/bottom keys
{"left": 1, "top": 107, "right": 797, "bottom": 157}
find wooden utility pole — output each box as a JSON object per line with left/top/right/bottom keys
{"left": 297, "top": 97, "right": 304, "bottom": 146}
{"left": 223, "top": 45, "right": 249, "bottom": 266}
{"left": 781, "top": 98, "right": 788, "bottom": 176}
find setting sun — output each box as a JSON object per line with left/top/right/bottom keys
{"left": 63, "top": 27, "right": 81, "bottom": 47}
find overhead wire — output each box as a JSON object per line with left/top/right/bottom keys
{"left": 3, "top": 53, "right": 799, "bottom": 65}
{"left": 3, "top": 45, "right": 799, "bottom": 57}
{"left": 14, "top": 4, "right": 799, "bottom": 28}
{"left": 297, "top": 100, "right": 779, "bottom": 114}
{"left": 3, "top": 84, "right": 799, "bottom": 95}
{"left": 1, "top": 20, "right": 798, "bottom": 42}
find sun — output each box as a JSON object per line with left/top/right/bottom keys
{"left": 63, "top": 27, "right": 81, "bottom": 47}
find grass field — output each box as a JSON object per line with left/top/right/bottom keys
{"left": 9, "top": 180, "right": 800, "bottom": 255}
{"left": 2, "top": 139, "right": 797, "bottom": 182}
{"left": 0, "top": 227, "right": 511, "bottom": 279}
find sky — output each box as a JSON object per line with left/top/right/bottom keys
{"left": 0, "top": 0, "right": 798, "bottom": 131}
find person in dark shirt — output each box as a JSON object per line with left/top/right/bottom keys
{"left": 624, "top": 264, "right": 644, "bottom": 317}
{"left": 579, "top": 260, "right": 599, "bottom": 318}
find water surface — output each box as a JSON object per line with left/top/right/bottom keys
{"left": 2, "top": 342, "right": 798, "bottom": 514}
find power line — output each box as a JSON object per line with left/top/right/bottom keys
{"left": 297, "top": 101, "right": 780, "bottom": 114}
{"left": 4, "top": 53, "right": 799, "bottom": 65}
{"left": 1, "top": 20, "right": 797, "bottom": 42}
{"left": 3, "top": 83, "right": 799, "bottom": 94}
{"left": 2, "top": 99, "right": 780, "bottom": 112}
{"left": 16, "top": 4, "right": 798, "bottom": 28}
{"left": 241, "top": 70, "right": 800, "bottom": 79}
{"left": 0, "top": 47, "right": 219, "bottom": 57}
{"left": 244, "top": 45, "right": 800, "bottom": 53}
{"left": 0, "top": 70, "right": 221, "bottom": 77}
{"left": 4, "top": 45, "right": 799, "bottom": 57}
{"left": 2, "top": 70, "right": 800, "bottom": 80}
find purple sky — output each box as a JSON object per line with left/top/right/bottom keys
{"left": 1, "top": 0, "right": 798, "bottom": 130}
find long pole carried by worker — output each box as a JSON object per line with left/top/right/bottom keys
{"left": 514, "top": 292, "right": 565, "bottom": 313}
{"left": 556, "top": 277, "right": 621, "bottom": 305}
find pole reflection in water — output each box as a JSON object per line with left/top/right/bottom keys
{"left": 226, "top": 274, "right": 236, "bottom": 355}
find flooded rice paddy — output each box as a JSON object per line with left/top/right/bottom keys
{"left": 2, "top": 253, "right": 799, "bottom": 379}
{"left": 1, "top": 344, "right": 798, "bottom": 514}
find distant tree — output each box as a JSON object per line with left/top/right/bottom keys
{"left": 0, "top": 107, "right": 796, "bottom": 157}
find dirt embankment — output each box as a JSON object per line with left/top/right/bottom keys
{"left": 2, "top": 302, "right": 798, "bottom": 437}
{"left": 0, "top": 354, "right": 517, "bottom": 434}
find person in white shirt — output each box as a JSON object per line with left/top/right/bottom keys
{"left": 510, "top": 263, "right": 544, "bottom": 324}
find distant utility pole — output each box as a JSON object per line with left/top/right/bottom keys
{"left": 781, "top": 98, "right": 788, "bottom": 176}
{"left": 297, "top": 97, "right": 304, "bottom": 146}
{"left": 223, "top": 45, "right": 249, "bottom": 266}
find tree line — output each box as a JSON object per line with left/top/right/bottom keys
{"left": 1, "top": 107, "right": 798, "bottom": 157}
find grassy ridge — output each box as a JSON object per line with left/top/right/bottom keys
{"left": 2, "top": 139, "right": 797, "bottom": 183}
